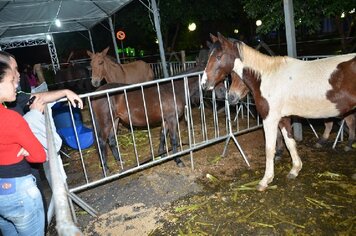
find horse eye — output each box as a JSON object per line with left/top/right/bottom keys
{"left": 99, "top": 61, "right": 104, "bottom": 65}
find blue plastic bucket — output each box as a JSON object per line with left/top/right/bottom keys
{"left": 52, "top": 103, "right": 94, "bottom": 149}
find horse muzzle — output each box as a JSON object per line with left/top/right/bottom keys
{"left": 201, "top": 81, "right": 215, "bottom": 91}
{"left": 228, "top": 93, "right": 240, "bottom": 105}
{"left": 91, "top": 78, "right": 101, "bottom": 87}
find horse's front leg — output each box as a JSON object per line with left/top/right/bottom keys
{"left": 257, "top": 117, "right": 279, "bottom": 191}
{"left": 108, "top": 128, "right": 121, "bottom": 165}
{"left": 279, "top": 117, "right": 302, "bottom": 179}
{"left": 169, "top": 121, "right": 185, "bottom": 167}
{"left": 158, "top": 121, "right": 168, "bottom": 156}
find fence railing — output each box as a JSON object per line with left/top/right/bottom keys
{"left": 45, "top": 71, "right": 262, "bottom": 233}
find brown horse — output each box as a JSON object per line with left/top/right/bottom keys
{"left": 87, "top": 47, "right": 154, "bottom": 87}
{"left": 202, "top": 33, "right": 356, "bottom": 191}
{"left": 92, "top": 76, "right": 201, "bottom": 171}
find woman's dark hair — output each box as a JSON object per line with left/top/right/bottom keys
{"left": 0, "top": 51, "right": 15, "bottom": 64}
{"left": 0, "top": 61, "right": 11, "bottom": 82}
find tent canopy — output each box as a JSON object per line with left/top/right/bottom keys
{"left": 0, "top": 0, "right": 133, "bottom": 43}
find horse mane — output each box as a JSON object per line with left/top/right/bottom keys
{"left": 104, "top": 54, "right": 124, "bottom": 74}
{"left": 237, "top": 42, "right": 288, "bottom": 75}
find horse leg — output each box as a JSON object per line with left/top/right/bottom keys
{"left": 97, "top": 124, "right": 114, "bottom": 173}
{"left": 168, "top": 119, "right": 185, "bottom": 167}
{"left": 257, "top": 117, "right": 279, "bottom": 191}
{"left": 108, "top": 127, "right": 121, "bottom": 165}
{"left": 274, "top": 128, "right": 284, "bottom": 162}
{"left": 158, "top": 121, "right": 168, "bottom": 156}
{"left": 344, "top": 114, "right": 356, "bottom": 152}
{"left": 275, "top": 117, "right": 294, "bottom": 161}
{"left": 279, "top": 117, "right": 302, "bottom": 179}
{"left": 97, "top": 136, "right": 109, "bottom": 172}
{"left": 315, "top": 119, "right": 333, "bottom": 148}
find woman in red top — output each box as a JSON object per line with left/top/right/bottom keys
{"left": 0, "top": 61, "right": 46, "bottom": 236}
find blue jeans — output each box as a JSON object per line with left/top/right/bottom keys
{"left": 0, "top": 175, "right": 44, "bottom": 236}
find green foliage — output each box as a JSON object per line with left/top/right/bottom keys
{"left": 242, "top": 0, "right": 356, "bottom": 35}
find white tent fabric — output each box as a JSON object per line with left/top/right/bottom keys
{"left": 0, "top": 0, "right": 133, "bottom": 43}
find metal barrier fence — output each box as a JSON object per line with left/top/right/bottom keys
{"left": 46, "top": 71, "right": 262, "bottom": 226}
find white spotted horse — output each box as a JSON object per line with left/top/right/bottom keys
{"left": 202, "top": 33, "right": 356, "bottom": 191}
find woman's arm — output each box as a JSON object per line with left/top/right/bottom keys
{"left": 15, "top": 115, "right": 46, "bottom": 163}
{"left": 32, "top": 89, "right": 83, "bottom": 109}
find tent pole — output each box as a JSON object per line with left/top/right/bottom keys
{"left": 151, "top": 0, "right": 169, "bottom": 78}
{"left": 108, "top": 16, "right": 120, "bottom": 63}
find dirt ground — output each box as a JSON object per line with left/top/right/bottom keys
{"left": 47, "top": 122, "right": 356, "bottom": 235}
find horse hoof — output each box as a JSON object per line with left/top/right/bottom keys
{"left": 176, "top": 161, "right": 186, "bottom": 168}
{"left": 344, "top": 146, "right": 351, "bottom": 152}
{"left": 274, "top": 155, "right": 282, "bottom": 162}
{"left": 314, "top": 142, "right": 323, "bottom": 148}
{"left": 256, "top": 184, "right": 267, "bottom": 192}
{"left": 287, "top": 173, "right": 297, "bottom": 179}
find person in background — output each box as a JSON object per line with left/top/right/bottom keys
{"left": 24, "top": 64, "right": 38, "bottom": 91}
{"left": 19, "top": 65, "right": 32, "bottom": 93}
{"left": 0, "top": 51, "right": 83, "bottom": 232}
{"left": 0, "top": 61, "right": 47, "bottom": 235}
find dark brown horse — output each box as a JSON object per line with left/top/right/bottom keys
{"left": 53, "top": 63, "right": 94, "bottom": 94}
{"left": 87, "top": 47, "right": 154, "bottom": 87}
{"left": 92, "top": 76, "right": 201, "bottom": 171}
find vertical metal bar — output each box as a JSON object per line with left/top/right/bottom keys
{"left": 140, "top": 86, "right": 155, "bottom": 159}
{"left": 106, "top": 92, "right": 124, "bottom": 169}
{"left": 44, "top": 105, "right": 83, "bottom": 236}
{"left": 123, "top": 89, "right": 140, "bottom": 165}
{"left": 88, "top": 97, "right": 108, "bottom": 177}
{"left": 108, "top": 16, "right": 120, "bottom": 63}
{"left": 88, "top": 29, "right": 95, "bottom": 53}
{"left": 67, "top": 103, "right": 89, "bottom": 183}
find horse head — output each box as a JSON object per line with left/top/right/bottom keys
{"left": 87, "top": 47, "right": 110, "bottom": 87}
{"left": 228, "top": 71, "right": 249, "bottom": 104}
{"left": 201, "top": 33, "right": 243, "bottom": 91}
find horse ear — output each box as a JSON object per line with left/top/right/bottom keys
{"left": 217, "top": 33, "right": 230, "bottom": 48}
{"left": 210, "top": 33, "right": 218, "bottom": 43}
{"left": 87, "top": 50, "right": 93, "bottom": 58}
{"left": 102, "top": 47, "right": 110, "bottom": 56}
{"left": 206, "top": 40, "right": 212, "bottom": 49}
{"left": 217, "top": 32, "right": 227, "bottom": 43}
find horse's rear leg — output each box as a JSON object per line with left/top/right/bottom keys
{"left": 344, "top": 113, "right": 356, "bottom": 151}
{"left": 279, "top": 117, "right": 302, "bottom": 180}
{"left": 315, "top": 120, "right": 333, "bottom": 148}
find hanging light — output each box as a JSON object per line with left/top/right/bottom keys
{"left": 46, "top": 34, "right": 52, "bottom": 41}
{"left": 256, "top": 20, "right": 262, "bottom": 26}
{"left": 188, "top": 23, "right": 196, "bottom": 32}
{"left": 55, "top": 19, "right": 61, "bottom": 27}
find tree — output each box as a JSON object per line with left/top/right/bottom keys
{"left": 114, "top": 0, "right": 249, "bottom": 54}
{"left": 241, "top": 0, "right": 356, "bottom": 53}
